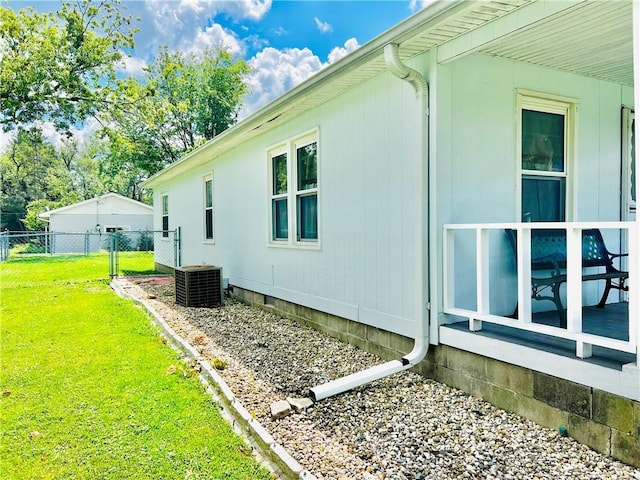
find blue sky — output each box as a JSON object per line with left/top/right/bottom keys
{"left": 5, "top": 0, "right": 428, "bottom": 144}
{"left": 122, "top": 0, "right": 424, "bottom": 115}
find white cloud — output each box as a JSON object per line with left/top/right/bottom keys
{"left": 0, "top": 130, "right": 15, "bottom": 153}
{"left": 239, "top": 36, "right": 363, "bottom": 119}
{"left": 38, "top": 119, "right": 101, "bottom": 149}
{"left": 0, "top": 118, "right": 101, "bottom": 156}
{"left": 167, "top": 0, "right": 271, "bottom": 21}
{"left": 409, "top": 0, "right": 436, "bottom": 12}
{"left": 314, "top": 17, "right": 333, "bottom": 34}
{"left": 71, "top": 118, "right": 102, "bottom": 146}
{"left": 270, "top": 26, "right": 288, "bottom": 37}
{"left": 227, "top": 0, "right": 272, "bottom": 21}
{"left": 188, "top": 23, "right": 244, "bottom": 57}
{"left": 116, "top": 55, "right": 148, "bottom": 77}
{"left": 142, "top": 0, "right": 272, "bottom": 56}
{"left": 327, "top": 37, "right": 360, "bottom": 64}
{"left": 40, "top": 122, "right": 64, "bottom": 147}
{"left": 240, "top": 46, "right": 324, "bottom": 118}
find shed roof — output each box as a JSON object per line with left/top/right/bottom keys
{"left": 38, "top": 193, "right": 153, "bottom": 219}
{"left": 142, "top": 0, "right": 633, "bottom": 188}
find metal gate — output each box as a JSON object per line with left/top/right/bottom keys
{"left": 109, "top": 228, "right": 181, "bottom": 278}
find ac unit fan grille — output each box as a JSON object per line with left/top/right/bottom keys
{"left": 175, "top": 266, "right": 223, "bottom": 307}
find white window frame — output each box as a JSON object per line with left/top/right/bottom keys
{"left": 203, "top": 173, "right": 214, "bottom": 243}
{"left": 516, "top": 90, "right": 577, "bottom": 222}
{"left": 268, "top": 144, "right": 289, "bottom": 244}
{"left": 621, "top": 106, "right": 636, "bottom": 220}
{"left": 267, "top": 128, "right": 320, "bottom": 248}
{"left": 161, "top": 193, "right": 169, "bottom": 238}
{"left": 293, "top": 133, "right": 319, "bottom": 243}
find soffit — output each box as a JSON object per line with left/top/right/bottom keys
{"left": 268, "top": 0, "right": 535, "bottom": 128}
{"left": 204, "top": 2, "right": 534, "bottom": 155}
{"left": 477, "top": 1, "right": 633, "bottom": 86}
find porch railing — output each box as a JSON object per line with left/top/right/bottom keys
{"left": 443, "top": 222, "right": 638, "bottom": 363}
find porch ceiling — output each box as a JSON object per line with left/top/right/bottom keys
{"left": 282, "top": 0, "right": 634, "bottom": 135}
{"left": 261, "top": 0, "right": 633, "bottom": 141}
{"left": 477, "top": 0, "right": 633, "bottom": 86}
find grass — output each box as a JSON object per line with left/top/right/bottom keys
{"left": 0, "top": 255, "right": 272, "bottom": 479}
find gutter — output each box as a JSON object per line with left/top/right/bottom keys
{"left": 309, "top": 43, "right": 430, "bottom": 402}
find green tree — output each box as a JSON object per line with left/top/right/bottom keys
{"left": 0, "top": 129, "right": 60, "bottom": 230}
{"left": 91, "top": 132, "right": 152, "bottom": 201}
{"left": 103, "top": 47, "right": 250, "bottom": 176}
{"left": 150, "top": 47, "right": 250, "bottom": 143}
{"left": 0, "top": 0, "right": 138, "bottom": 132}
{"left": 0, "top": 130, "right": 109, "bottom": 231}
{"left": 23, "top": 198, "right": 64, "bottom": 231}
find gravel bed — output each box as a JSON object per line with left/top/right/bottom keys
{"left": 123, "top": 278, "right": 640, "bottom": 480}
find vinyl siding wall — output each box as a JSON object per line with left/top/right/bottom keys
{"left": 153, "top": 65, "right": 425, "bottom": 337}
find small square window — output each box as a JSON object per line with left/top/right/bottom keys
{"left": 297, "top": 194, "right": 317, "bottom": 240}
{"left": 522, "top": 109, "right": 565, "bottom": 173}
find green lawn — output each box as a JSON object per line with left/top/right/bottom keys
{"left": 0, "top": 255, "right": 272, "bottom": 479}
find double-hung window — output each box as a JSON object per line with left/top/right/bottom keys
{"left": 295, "top": 140, "right": 318, "bottom": 241}
{"left": 518, "top": 91, "right": 575, "bottom": 222}
{"left": 268, "top": 130, "right": 319, "bottom": 246}
{"left": 161, "top": 194, "right": 169, "bottom": 238}
{"left": 204, "top": 174, "right": 214, "bottom": 242}
{"left": 271, "top": 151, "right": 288, "bottom": 241}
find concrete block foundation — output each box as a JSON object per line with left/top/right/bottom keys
{"left": 231, "top": 286, "right": 640, "bottom": 468}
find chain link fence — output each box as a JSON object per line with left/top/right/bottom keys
{"left": 108, "top": 229, "right": 179, "bottom": 277}
{"left": 0, "top": 229, "right": 180, "bottom": 281}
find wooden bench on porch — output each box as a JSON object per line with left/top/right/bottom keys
{"left": 505, "top": 228, "right": 629, "bottom": 328}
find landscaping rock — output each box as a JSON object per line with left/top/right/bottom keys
{"left": 287, "top": 397, "right": 313, "bottom": 413}
{"left": 270, "top": 400, "right": 291, "bottom": 420}
{"left": 124, "top": 278, "right": 640, "bottom": 480}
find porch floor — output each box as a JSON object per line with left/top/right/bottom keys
{"left": 442, "top": 302, "right": 634, "bottom": 370}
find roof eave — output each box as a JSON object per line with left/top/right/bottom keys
{"left": 141, "top": 0, "right": 465, "bottom": 189}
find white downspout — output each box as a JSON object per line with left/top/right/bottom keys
{"left": 309, "top": 43, "right": 430, "bottom": 402}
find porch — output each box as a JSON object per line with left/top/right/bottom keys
{"left": 441, "top": 222, "right": 639, "bottom": 400}
{"left": 444, "top": 302, "right": 633, "bottom": 370}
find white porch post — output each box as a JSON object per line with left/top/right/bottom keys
{"left": 629, "top": 225, "right": 639, "bottom": 364}
{"left": 472, "top": 227, "right": 490, "bottom": 331}
{"left": 566, "top": 227, "right": 590, "bottom": 358}
{"left": 517, "top": 227, "right": 532, "bottom": 324}
{"left": 634, "top": 0, "right": 640, "bottom": 366}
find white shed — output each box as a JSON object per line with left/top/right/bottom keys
{"left": 39, "top": 193, "right": 153, "bottom": 253}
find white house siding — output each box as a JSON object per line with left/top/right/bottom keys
{"left": 153, "top": 69, "right": 425, "bottom": 338}
{"left": 434, "top": 52, "right": 634, "bottom": 318}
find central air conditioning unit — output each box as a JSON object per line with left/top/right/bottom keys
{"left": 174, "top": 265, "right": 223, "bottom": 307}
